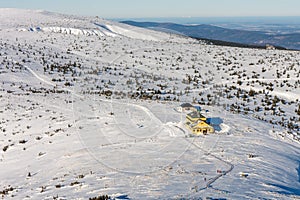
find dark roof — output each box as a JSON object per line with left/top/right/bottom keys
{"left": 180, "top": 103, "right": 193, "bottom": 108}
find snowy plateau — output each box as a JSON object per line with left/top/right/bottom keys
{"left": 0, "top": 8, "right": 300, "bottom": 200}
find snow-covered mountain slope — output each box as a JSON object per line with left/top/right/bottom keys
{"left": 0, "top": 8, "right": 187, "bottom": 41}
{"left": 0, "top": 9, "right": 299, "bottom": 199}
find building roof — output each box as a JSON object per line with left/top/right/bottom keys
{"left": 193, "top": 121, "right": 211, "bottom": 128}
{"left": 180, "top": 103, "right": 193, "bottom": 108}
{"left": 187, "top": 111, "right": 206, "bottom": 120}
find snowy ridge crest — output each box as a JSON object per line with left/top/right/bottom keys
{"left": 20, "top": 26, "right": 118, "bottom": 37}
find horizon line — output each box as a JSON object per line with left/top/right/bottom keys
{"left": 112, "top": 16, "right": 300, "bottom": 19}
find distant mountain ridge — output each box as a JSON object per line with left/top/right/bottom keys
{"left": 121, "top": 21, "right": 300, "bottom": 50}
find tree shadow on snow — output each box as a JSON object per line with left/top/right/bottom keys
{"left": 297, "top": 161, "right": 300, "bottom": 183}
{"left": 266, "top": 161, "right": 300, "bottom": 196}
{"left": 268, "top": 183, "right": 300, "bottom": 196}
{"left": 114, "top": 194, "right": 130, "bottom": 200}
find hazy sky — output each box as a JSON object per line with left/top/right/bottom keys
{"left": 0, "top": 0, "right": 299, "bottom": 18}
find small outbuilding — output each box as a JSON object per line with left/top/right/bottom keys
{"left": 176, "top": 103, "right": 196, "bottom": 113}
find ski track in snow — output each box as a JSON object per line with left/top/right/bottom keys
{"left": 19, "top": 57, "right": 236, "bottom": 193}
{"left": 173, "top": 125, "right": 234, "bottom": 194}
{"left": 20, "top": 61, "right": 165, "bottom": 128}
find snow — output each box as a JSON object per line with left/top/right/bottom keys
{"left": 0, "top": 8, "right": 299, "bottom": 199}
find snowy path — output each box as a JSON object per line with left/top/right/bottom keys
{"left": 189, "top": 139, "right": 234, "bottom": 191}
{"left": 17, "top": 61, "right": 163, "bottom": 126}
{"left": 174, "top": 125, "right": 234, "bottom": 193}
{"left": 22, "top": 64, "right": 56, "bottom": 87}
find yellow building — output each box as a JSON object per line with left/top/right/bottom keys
{"left": 186, "top": 111, "right": 207, "bottom": 123}
{"left": 189, "top": 121, "right": 214, "bottom": 135}
{"left": 185, "top": 111, "right": 214, "bottom": 135}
